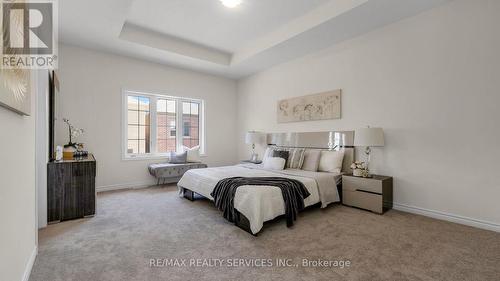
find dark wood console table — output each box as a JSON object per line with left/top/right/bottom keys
{"left": 47, "top": 154, "right": 96, "bottom": 224}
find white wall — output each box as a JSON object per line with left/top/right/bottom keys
{"left": 58, "top": 44, "right": 238, "bottom": 191}
{"left": 36, "top": 70, "right": 49, "bottom": 229}
{"left": 237, "top": 0, "right": 500, "bottom": 228}
{"left": 0, "top": 71, "right": 38, "bottom": 280}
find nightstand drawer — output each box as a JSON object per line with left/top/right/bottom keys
{"left": 343, "top": 176, "right": 382, "bottom": 194}
{"left": 343, "top": 190, "right": 383, "bottom": 214}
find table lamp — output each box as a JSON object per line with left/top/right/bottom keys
{"left": 354, "top": 126, "right": 385, "bottom": 175}
{"left": 245, "top": 131, "right": 263, "bottom": 162}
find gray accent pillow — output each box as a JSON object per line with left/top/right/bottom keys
{"left": 273, "top": 150, "right": 289, "bottom": 167}
{"left": 301, "top": 150, "right": 321, "bottom": 172}
{"left": 169, "top": 151, "right": 187, "bottom": 164}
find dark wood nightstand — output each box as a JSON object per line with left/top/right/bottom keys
{"left": 342, "top": 174, "right": 393, "bottom": 214}
{"left": 241, "top": 160, "right": 262, "bottom": 164}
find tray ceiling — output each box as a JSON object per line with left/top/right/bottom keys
{"left": 60, "top": 0, "right": 449, "bottom": 79}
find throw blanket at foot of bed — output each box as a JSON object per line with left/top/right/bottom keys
{"left": 210, "top": 177, "right": 311, "bottom": 228}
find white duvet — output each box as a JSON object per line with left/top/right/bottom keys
{"left": 177, "top": 164, "right": 341, "bottom": 234}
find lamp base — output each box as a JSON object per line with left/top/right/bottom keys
{"left": 250, "top": 152, "right": 258, "bottom": 162}
{"left": 365, "top": 146, "right": 372, "bottom": 176}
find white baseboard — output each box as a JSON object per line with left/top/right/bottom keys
{"left": 393, "top": 203, "right": 500, "bottom": 233}
{"left": 22, "top": 246, "right": 37, "bottom": 281}
{"left": 96, "top": 181, "right": 155, "bottom": 193}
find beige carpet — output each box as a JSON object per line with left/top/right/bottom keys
{"left": 30, "top": 185, "right": 500, "bottom": 281}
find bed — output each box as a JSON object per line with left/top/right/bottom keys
{"left": 178, "top": 131, "right": 355, "bottom": 235}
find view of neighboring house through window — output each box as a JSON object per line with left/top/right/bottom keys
{"left": 169, "top": 121, "right": 176, "bottom": 137}
{"left": 127, "top": 96, "right": 151, "bottom": 154}
{"left": 157, "top": 99, "right": 177, "bottom": 153}
{"left": 124, "top": 91, "right": 204, "bottom": 158}
{"left": 182, "top": 101, "right": 200, "bottom": 149}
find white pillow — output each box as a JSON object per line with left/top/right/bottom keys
{"left": 263, "top": 157, "right": 286, "bottom": 170}
{"left": 263, "top": 147, "right": 273, "bottom": 159}
{"left": 318, "top": 150, "right": 345, "bottom": 173}
{"left": 183, "top": 146, "right": 201, "bottom": 163}
{"left": 262, "top": 147, "right": 274, "bottom": 164}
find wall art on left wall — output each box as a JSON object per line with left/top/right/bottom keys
{"left": 0, "top": 69, "right": 31, "bottom": 116}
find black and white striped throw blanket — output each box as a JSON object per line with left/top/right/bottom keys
{"left": 210, "top": 177, "right": 311, "bottom": 227}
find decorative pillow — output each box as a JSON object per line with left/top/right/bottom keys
{"left": 262, "top": 147, "right": 274, "bottom": 164}
{"left": 169, "top": 151, "right": 187, "bottom": 164}
{"left": 183, "top": 146, "right": 201, "bottom": 163}
{"left": 273, "top": 150, "right": 289, "bottom": 167}
{"left": 286, "top": 148, "right": 306, "bottom": 169}
{"left": 263, "top": 157, "right": 286, "bottom": 170}
{"left": 318, "top": 150, "right": 345, "bottom": 173}
{"left": 262, "top": 146, "right": 274, "bottom": 161}
{"left": 301, "top": 150, "right": 321, "bottom": 172}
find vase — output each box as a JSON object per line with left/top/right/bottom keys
{"left": 353, "top": 168, "right": 364, "bottom": 177}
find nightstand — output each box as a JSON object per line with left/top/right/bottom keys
{"left": 342, "top": 174, "right": 393, "bottom": 214}
{"left": 241, "top": 160, "right": 262, "bottom": 164}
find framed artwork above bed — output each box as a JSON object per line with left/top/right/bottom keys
{"left": 277, "top": 89, "right": 341, "bottom": 123}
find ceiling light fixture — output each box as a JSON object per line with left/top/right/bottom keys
{"left": 220, "top": 0, "right": 242, "bottom": 8}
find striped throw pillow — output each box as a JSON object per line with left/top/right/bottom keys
{"left": 286, "top": 148, "right": 306, "bottom": 169}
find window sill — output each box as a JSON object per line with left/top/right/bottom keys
{"left": 122, "top": 155, "right": 169, "bottom": 162}
{"left": 122, "top": 153, "right": 207, "bottom": 162}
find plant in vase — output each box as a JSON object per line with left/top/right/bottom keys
{"left": 350, "top": 161, "right": 369, "bottom": 177}
{"left": 62, "top": 118, "right": 84, "bottom": 159}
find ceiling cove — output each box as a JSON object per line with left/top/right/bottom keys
{"left": 60, "top": 0, "right": 450, "bottom": 79}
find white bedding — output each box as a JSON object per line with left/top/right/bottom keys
{"left": 177, "top": 164, "right": 341, "bottom": 234}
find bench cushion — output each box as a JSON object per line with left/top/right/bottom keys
{"left": 148, "top": 162, "right": 207, "bottom": 179}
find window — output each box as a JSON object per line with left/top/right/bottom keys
{"left": 169, "top": 121, "right": 176, "bottom": 137}
{"left": 182, "top": 101, "right": 200, "bottom": 148}
{"left": 183, "top": 122, "right": 190, "bottom": 137}
{"left": 127, "top": 96, "right": 151, "bottom": 154}
{"left": 123, "top": 91, "right": 204, "bottom": 159}
{"left": 157, "top": 98, "right": 177, "bottom": 153}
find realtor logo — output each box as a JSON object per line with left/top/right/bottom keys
{"left": 1, "top": 0, "right": 57, "bottom": 69}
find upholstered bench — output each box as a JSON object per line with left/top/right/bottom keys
{"left": 148, "top": 162, "right": 207, "bottom": 185}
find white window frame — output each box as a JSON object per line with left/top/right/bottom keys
{"left": 121, "top": 89, "right": 206, "bottom": 160}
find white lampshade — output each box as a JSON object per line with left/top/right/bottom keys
{"left": 245, "top": 131, "right": 263, "bottom": 144}
{"left": 354, "top": 127, "right": 385, "bottom": 147}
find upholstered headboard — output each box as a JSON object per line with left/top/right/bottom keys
{"left": 339, "top": 147, "right": 354, "bottom": 173}
{"left": 267, "top": 131, "right": 355, "bottom": 173}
